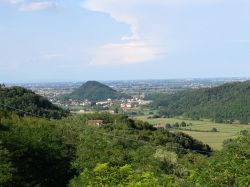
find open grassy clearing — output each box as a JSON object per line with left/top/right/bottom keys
{"left": 135, "top": 116, "right": 250, "bottom": 150}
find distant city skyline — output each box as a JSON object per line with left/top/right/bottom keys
{"left": 1, "top": 0, "right": 250, "bottom": 82}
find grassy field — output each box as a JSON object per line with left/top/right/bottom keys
{"left": 135, "top": 116, "right": 250, "bottom": 150}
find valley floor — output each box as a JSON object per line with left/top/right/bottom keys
{"left": 135, "top": 116, "right": 250, "bottom": 150}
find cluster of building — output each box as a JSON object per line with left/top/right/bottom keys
{"left": 65, "top": 99, "right": 92, "bottom": 107}
{"left": 57, "top": 96, "right": 151, "bottom": 114}
{"left": 96, "top": 99, "right": 113, "bottom": 108}
{"left": 66, "top": 96, "right": 151, "bottom": 110}
{"left": 120, "top": 97, "right": 151, "bottom": 109}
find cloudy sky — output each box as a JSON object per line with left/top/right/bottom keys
{"left": 0, "top": 0, "right": 250, "bottom": 82}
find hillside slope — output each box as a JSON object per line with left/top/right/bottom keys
{"left": 148, "top": 81, "right": 250, "bottom": 123}
{"left": 0, "top": 86, "right": 69, "bottom": 119}
{"left": 0, "top": 110, "right": 212, "bottom": 186}
{"left": 64, "top": 81, "right": 129, "bottom": 102}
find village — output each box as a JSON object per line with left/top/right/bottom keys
{"left": 62, "top": 95, "right": 152, "bottom": 114}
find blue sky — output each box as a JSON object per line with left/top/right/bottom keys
{"left": 0, "top": 0, "right": 250, "bottom": 83}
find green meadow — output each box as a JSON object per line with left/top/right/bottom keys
{"left": 135, "top": 116, "right": 250, "bottom": 150}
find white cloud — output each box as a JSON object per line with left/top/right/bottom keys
{"left": 83, "top": 0, "right": 139, "bottom": 39}
{"left": 3, "top": 0, "right": 22, "bottom": 4}
{"left": 82, "top": 0, "right": 229, "bottom": 65}
{"left": 2, "top": 0, "right": 58, "bottom": 11}
{"left": 19, "top": 1, "right": 52, "bottom": 12}
{"left": 83, "top": 0, "right": 168, "bottom": 65}
{"left": 90, "top": 41, "right": 162, "bottom": 65}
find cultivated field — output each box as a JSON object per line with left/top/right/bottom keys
{"left": 135, "top": 116, "right": 250, "bottom": 150}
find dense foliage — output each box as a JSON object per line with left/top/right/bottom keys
{"left": 0, "top": 144, "right": 13, "bottom": 186}
{"left": 0, "top": 109, "right": 208, "bottom": 186}
{"left": 0, "top": 109, "right": 249, "bottom": 186}
{"left": 63, "top": 81, "right": 130, "bottom": 102}
{"left": 0, "top": 86, "right": 69, "bottom": 119}
{"left": 187, "top": 130, "right": 250, "bottom": 186}
{"left": 147, "top": 81, "right": 250, "bottom": 123}
{"left": 0, "top": 110, "right": 75, "bottom": 186}
{"left": 69, "top": 163, "right": 175, "bottom": 187}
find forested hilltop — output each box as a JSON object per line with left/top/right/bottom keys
{"left": 0, "top": 85, "right": 69, "bottom": 119}
{"left": 62, "top": 81, "right": 129, "bottom": 102}
{"left": 147, "top": 81, "right": 250, "bottom": 123}
{"left": 0, "top": 109, "right": 249, "bottom": 186}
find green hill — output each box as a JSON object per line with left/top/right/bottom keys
{"left": 0, "top": 110, "right": 212, "bottom": 186}
{"left": 0, "top": 86, "right": 69, "bottom": 119}
{"left": 1, "top": 109, "right": 249, "bottom": 186}
{"left": 147, "top": 81, "right": 250, "bottom": 123}
{"left": 64, "top": 81, "right": 129, "bottom": 102}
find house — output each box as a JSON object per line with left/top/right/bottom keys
{"left": 126, "top": 103, "right": 132, "bottom": 108}
{"left": 120, "top": 103, "right": 126, "bottom": 108}
{"left": 88, "top": 120, "right": 104, "bottom": 126}
{"left": 121, "top": 103, "right": 133, "bottom": 109}
{"left": 154, "top": 124, "right": 166, "bottom": 129}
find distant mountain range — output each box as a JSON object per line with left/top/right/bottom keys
{"left": 63, "top": 81, "right": 129, "bottom": 102}
{"left": 0, "top": 86, "right": 69, "bottom": 119}
{"left": 148, "top": 81, "right": 250, "bottom": 123}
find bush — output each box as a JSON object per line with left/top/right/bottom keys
{"left": 180, "top": 121, "right": 187, "bottom": 127}
{"left": 211, "top": 128, "right": 218, "bottom": 132}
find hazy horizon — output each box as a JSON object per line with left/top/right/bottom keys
{"left": 4, "top": 76, "right": 250, "bottom": 85}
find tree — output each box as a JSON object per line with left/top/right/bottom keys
{"left": 0, "top": 86, "right": 69, "bottom": 119}
{"left": 0, "top": 145, "right": 13, "bottom": 186}
{"left": 166, "top": 123, "right": 171, "bottom": 128}
{"left": 0, "top": 122, "right": 75, "bottom": 187}
{"left": 211, "top": 128, "right": 218, "bottom": 132}
{"left": 69, "top": 163, "right": 176, "bottom": 187}
{"left": 188, "top": 131, "right": 250, "bottom": 186}
{"left": 180, "top": 121, "right": 187, "bottom": 127}
{"left": 147, "top": 81, "right": 250, "bottom": 123}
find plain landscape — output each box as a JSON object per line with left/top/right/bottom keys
{"left": 1, "top": 0, "right": 250, "bottom": 186}
{"left": 1, "top": 78, "right": 250, "bottom": 186}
